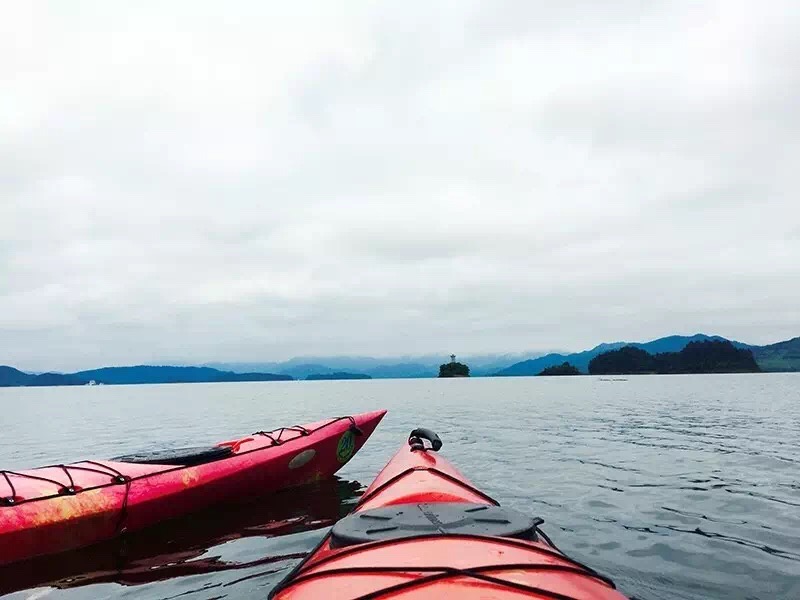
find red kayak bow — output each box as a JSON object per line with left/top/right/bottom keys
{"left": 270, "top": 427, "right": 628, "bottom": 599}
{"left": 0, "top": 410, "right": 386, "bottom": 565}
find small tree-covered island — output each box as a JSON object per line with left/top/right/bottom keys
{"left": 538, "top": 362, "right": 581, "bottom": 376}
{"left": 305, "top": 372, "right": 372, "bottom": 381}
{"left": 439, "top": 354, "right": 470, "bottom": 378}
{"left": 588, "top": 340, "right": 760, "bottom": 375}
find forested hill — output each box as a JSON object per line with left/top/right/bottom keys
{"left": 74, "top": 366, "right": 292, "bottom": 385}
{"left": 439, "top": 362, "right": 470, "bottom": 377}
{"left": 0, "top": 366, "right": 88, "bottom": 387}
{"left": 494, "top": 334, "right": 754, "bottom": 376}
{"left": 0, "top": 365, "right": 293, "bottom": 387}
{"left": 751, "top": 337, "right": 800, "bottom": 372}
{"left": 588, "top": 341, "right": 760, "bottom": 375}
{"left": 305, "top": 372, "right": 372, "bottom": 380}
{"left": 538, "top": 362, "right": 581, "bottom": 376}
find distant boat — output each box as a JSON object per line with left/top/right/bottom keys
{"left": 86, "top": 380, "right": 97, "bottom": 386}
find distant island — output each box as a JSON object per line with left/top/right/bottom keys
{"left": 538, "top": 362, "right": 581, "bottom": 376}
{"left": 305, "top": 372, "right": 372, "bottom": 381}
{"left": 588, "top": 340, "right": 760, "bottom": 375}
{"left": 0, "top": 365, "right": 292, "bottom": 387}
{"left": 439, "top": 355, "right": 470, "bottom": 378}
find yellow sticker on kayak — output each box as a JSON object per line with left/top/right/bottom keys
{"left": 336, "top": 430, "right": 356, "bottom": 463}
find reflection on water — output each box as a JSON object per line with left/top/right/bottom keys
{"left": 0, "top": 478, "right": 361, "bottom": 597}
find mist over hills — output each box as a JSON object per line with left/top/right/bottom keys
{"left": 2, "top": 334, "right": 797, "bottom": 387}
{"left": 751, "top": 336, "right": 800, "bottom": 372}
{"left": 203, "top": 351, "right": 549, "bottom": 380}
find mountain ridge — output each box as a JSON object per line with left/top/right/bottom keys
{"left": 203, "top": 351, "right": 550, "bottom": 379}
{"left": 74, "top": 365, "right": 292, "bottom": 385}
{"left": 494, "top": 334, "right": 753, "bottom": 376}
{"left": 750, "top": 336, "right": 800, "bottom": 372}
{"left": 587, "top": 340, "right": 760, "bottom": 375}
{"left": 0, "top": 366, "right": 90, "bottom": 387}
{"left": 2, "top": 333, "right": 796, "bottom": 387}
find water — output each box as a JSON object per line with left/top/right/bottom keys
{"left": 1, "top": 374, "right": 799, "bottom": 599}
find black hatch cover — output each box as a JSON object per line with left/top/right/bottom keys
{"left": 112, "top": 445, "right": 233, "bottom": 466}
{"left": 331, "top": 502, "right": 539, "bottom": 548}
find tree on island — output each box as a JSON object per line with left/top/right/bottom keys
{"left": 439, "top": 354, "right": 470, "bottom": 377}
{"left": 588, "top": 346, "right": 656, "bottom": 374}
{"left": 588, "top": 340, "right": 760, "bottom": 375}
{"left": 656, "top": 340, "right": 760, "bottom": 373}
{"left": 306, "top": 372, "right": 372, "bottom": 381}
{"left": 538, "top": 362, "right": 581, "bottom": 376}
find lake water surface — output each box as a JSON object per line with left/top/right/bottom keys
{"left": 1, "top": 374, "right": 799, "bottom": 599}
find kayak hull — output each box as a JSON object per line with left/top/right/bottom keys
{"left": 0, "top": 410, "right": 386, "bottom": 565}
{"left": 271, "top": 432, "right": 628, "bottom": 599}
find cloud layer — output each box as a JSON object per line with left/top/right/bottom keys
{"left": 2, "top": 1, "right": 798, "bottom": 371}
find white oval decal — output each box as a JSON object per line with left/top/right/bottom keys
{"left": 288, "top": 449, "right": 316, "bottom": 470}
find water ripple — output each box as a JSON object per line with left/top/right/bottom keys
{"left": 1, "top": 373, "right": 799, "bottom": 600}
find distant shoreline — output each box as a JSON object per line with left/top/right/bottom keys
{"left": 2, "top": 333, "right": 797, "bottom": 388}
{"left": 0, "top": 370, "right": 794, "bottom": 389}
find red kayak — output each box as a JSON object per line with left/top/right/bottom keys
{"left": 270, "top": 428, "right": 628, "bottom": 599}
{"left": 0, "top": 410, "right": 386, "bottom": 566}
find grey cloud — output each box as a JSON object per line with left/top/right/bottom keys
{"left": 1, "top": 1, "right": 799, "bottom": 371}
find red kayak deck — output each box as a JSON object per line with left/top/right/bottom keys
{"left": 0, "top": 410, "right": 386, "bottom": 566}
{"left": 271, "top": 428, "right": 628, "bottom": 599}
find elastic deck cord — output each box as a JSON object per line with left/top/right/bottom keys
{"left": 0, "top": 415, "right": 359, "bottom": 509}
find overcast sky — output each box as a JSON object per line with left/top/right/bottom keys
{"left": 2, "top": 1, "right": 798, "bottom": 371}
